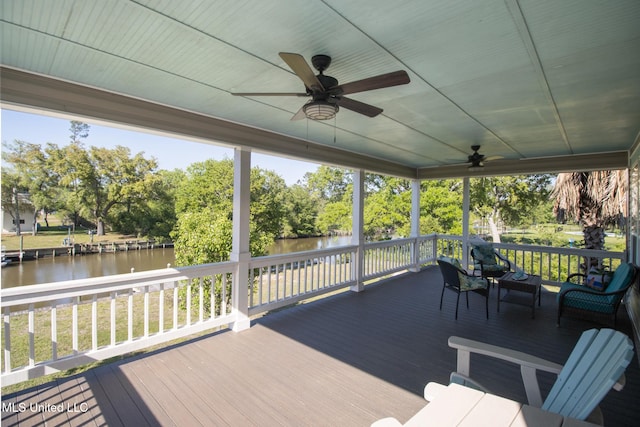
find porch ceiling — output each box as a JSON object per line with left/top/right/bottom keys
{"left": 1, "top": 0, "right": 639, "bottom": 178}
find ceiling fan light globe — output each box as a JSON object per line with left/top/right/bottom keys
{"left": 303, "top": 100, "right": 338, "bottom": 120}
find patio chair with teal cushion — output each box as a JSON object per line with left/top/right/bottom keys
{"left": 447, "top": 328, "right": 634, "bottom": 425}
{"left": 470, "top": 242, "right": 511, "bottom": 282}
{"left": 437, "top": 258, "right": 489, "bottom": 320}
{"left": 557, "top": 263, "right": 638, "bottom": 327}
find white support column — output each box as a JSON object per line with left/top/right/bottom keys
{"left": 231, "top": 148, "right": 251, "bottom": 332}
{"left": 462, "top": 177, "right": 470, "bottom": 271}
{"left": 351, "top": 169, "right": 365, "bottom": 292}
{"left": 409, "top": 179, "right": 421, "bottom": 272}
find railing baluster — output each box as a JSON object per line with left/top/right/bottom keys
{"left": 28, "top": 304, "right": 35, "bottom": 366}
{"left": 144, "top": 285, "right": 150, "bottom": 337}
{"left": 128, "top": 290, "right": 133, "bottom": 342}
{"left": 51, "top": 303, "right": 57, "bottom": 360}
{"left": 4, "top": 307, "right": 11, "bottom": 372}
{"left": 92, "top": 294, "right": 98, "bottom": 351}
{"left": 268, "top": 267, "right": 273, "bottom": 303}
{"left": 110, "top": 292, "right": 116, "bottom": 346}
{"left": 72, "top": 297, "right": 79, "bottom": 355}
{"left": 173, "top": 284, "right": 178, "bottom": 330}
{"left": 198, "top": 277, "right": 204, "bottom": 323}
{"left": 210, "top": 277, "right": 215, "bottom": 319}
{"left": 186, "top": 280, "right": 192, "bottom": 326}
{"left": 159, "top": 283, "right": 165, "bottom": 333}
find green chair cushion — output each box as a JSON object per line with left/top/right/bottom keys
{"left": 558, "top": 263, "right": 635, "bottom": 313}
{"left": 473, "top": 244, "right": 498, "bottom": 266}
{"left": 458, "top": 274, "right": 488, "bottom": 291}
{"left": 438, "top": 256, "right": 462, "bottom": 270}
{"left": 557, "top": 283, "right": 617, "bottom": 314}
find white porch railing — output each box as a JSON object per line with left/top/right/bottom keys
{"left": 435, "top": 235, "right": 626, "bottom": 286}
{"left": 1, "top": 263, "right": 236, "bottom": 386}
{"left": 0, "top": 234, "right": 626, "bottom": 386}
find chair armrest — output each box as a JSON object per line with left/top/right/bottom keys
{"left": 566, "top": 273, "right": 587, "bottom": 284}
{"left": 495, "top": 251, "right": 512, "bottom": 269}
{"left": 423, "top": 381, "right": 448, "bottom": 402}
{"left": 448, "top": 336, "right": 563, "bottom": 407}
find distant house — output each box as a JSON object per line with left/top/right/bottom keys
{"left": 1, "top": 193, "right": 35, "bottom": 234}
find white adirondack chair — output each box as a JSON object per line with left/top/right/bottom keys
{"left": 447, "top": 328, "right": 634, "bottom": 425}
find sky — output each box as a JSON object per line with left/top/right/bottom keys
{"left": 0, "top": 109, "right": 319, "bottom": 185}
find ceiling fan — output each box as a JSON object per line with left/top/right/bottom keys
{"left": 467, "top": 145, "right": 502, "bottom": 170}
{"left": 231, "top": 52, "right": 410, "bottom": 121}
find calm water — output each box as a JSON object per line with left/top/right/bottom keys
{"left": 1, "top": 236, "right": 352, "bottom": 288}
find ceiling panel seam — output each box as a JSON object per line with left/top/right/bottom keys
{"left": 0, "top": 19, "right": 232, "bottom": 95}
{"left": 504, "top": 0, "right": 573, "bottom": 154}
{"left": 128, "top": 0, "right": 292, "bottom": 75}
{"left": 321, "top": 0, "right": 522, "bottom": 158}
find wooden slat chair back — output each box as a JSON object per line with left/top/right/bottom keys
{"left": 448, "top": 328, "right": 633, "bottom": 424}
{"left": 542, "top": 328, "right": 634, "bottom": 420}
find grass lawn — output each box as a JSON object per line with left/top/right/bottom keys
{"left": 1, "top": 213, "right": 153, "bottom": 251}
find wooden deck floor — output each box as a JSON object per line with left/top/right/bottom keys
{"left": 3, "top": 266, "right": 639, "bottom": 426}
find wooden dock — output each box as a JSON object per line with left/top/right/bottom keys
{"left": 2, "top": 241, "right": 173, "bottom": 262}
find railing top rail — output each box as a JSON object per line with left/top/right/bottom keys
{"left": 490, "top": 241, "right": 626, "bottom": 259}
{"left": 250, "top": 245, "right": 358, "bottom": 265}
{"left": 364, "top": 238, "right": 413, "bottom": 249}
{"left": 1, "top": 261, "right": 235, "bottom": 307}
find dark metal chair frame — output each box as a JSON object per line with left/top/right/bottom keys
{"left": 437, "top": 259, "right": 489, "bottom": 320}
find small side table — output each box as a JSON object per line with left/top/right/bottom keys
{"left": 497, "top": 272, "right": 542, "bottom": 319}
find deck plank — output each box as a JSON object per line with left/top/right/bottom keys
{"left": 2, "top": 266, "right": 639, "bottom": 426}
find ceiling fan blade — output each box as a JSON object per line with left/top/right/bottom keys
{"left": 337, "top": 97, "right": 383, "bottom": 117}
{"left": 331, "top": 70, "right": 410, "bottom": 95}
{"left": 290, "top": 106, "right": 307, "bottom": 121}
{"left": 279, "top": 52, "right": 324, "bottom": 92}
{"left": 485, "top": 155, "right": 504, "bottom": 161}
{"left": 231, "top": 92, "right": 309, "bottom": 97}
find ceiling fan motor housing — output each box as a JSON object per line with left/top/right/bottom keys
{"left": 311, "top": 54, "right": 332, "bottom": 72}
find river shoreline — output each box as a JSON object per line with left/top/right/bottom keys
{"left": 2, "top": 240, "right": 174, "bottom": 264}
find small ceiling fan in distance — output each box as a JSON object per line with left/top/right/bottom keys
{"left": 467, "top": 145, "right": 502, "bottom": 170}
{"left": 231, "top": 52, "right": 410, "bottom": 121}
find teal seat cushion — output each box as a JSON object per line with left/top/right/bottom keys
{"left": 473, "top": 244, "right": 498, "bottom": 266}
{"left": 558, "top": 263, "right": 635, "bottom": 313}
{"left": 480, "top": 264, "right": 509, "bottom": 272}
{"left": 557, "top": 283, "right": 616, "bottom": 314}
{"left": 458, "top": 274, "right": 488, "bottom": 291}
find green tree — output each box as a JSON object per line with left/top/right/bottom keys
{"left": 171, "top": 158, "right": 286, "bottom": 311}
{"left": 110, "top": 169, "right": 181, "bottom": 240}
{"left": 282, "top": 184, "right": 319, "bottom": 238}
{"left": 2, "top": 140, "right": 58, "bottom": 234}
{"left": 420, "top": 179, "right": 464, "bottom": 235}
{"left": 471, "top": 175, "right": 552, "bottom": 242}
{"left": 172, "top": 158, "right": 286, "bottom": 264}
{"left": 303, "top": 166, "right": 351, "bottom": 204}
{"left": 0, "top": 169, "right": 31, "bottom": 236}
{"left": 364, "top": 175, "right": 410, "bottom": 238}
{"left": 316, "top": 197, "right": 352, "bottom": 235}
